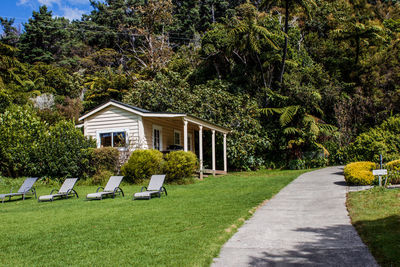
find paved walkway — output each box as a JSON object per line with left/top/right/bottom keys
{"left": 212, "top": 167, "right": 378, "bottom": 266}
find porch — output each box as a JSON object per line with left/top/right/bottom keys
{"left": 142, "top": 116, "right": 230, "bottom": 177}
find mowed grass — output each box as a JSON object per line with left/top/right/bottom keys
{"left": 347, "top": 187, "right": 400, "bottom": 266}
{"left": 0, "top": 169, "right": 307, "bottom": 267}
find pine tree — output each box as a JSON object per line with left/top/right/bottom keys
{"left": 0, "top": 18, "right": 20, "bottom": 46}
{"left": 18, "top": 6, "right": 70, "bottom": 63}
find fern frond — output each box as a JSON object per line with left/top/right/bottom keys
{"left": 283, "top": 127, "right": 300, "bottom": 135}
{"left": 279, "top": 105, "right": 300, "bottom": 126}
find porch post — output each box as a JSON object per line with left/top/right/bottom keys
{"left": 183, "top": 119, "right": 188, "bottom": 152}
{"left": 223, "top": 133, "right": 227, "bottom": 173}
{"left": 199, "top": 125, "right": 203, "bottom": 179}
{"left": 212, "top": 130, "right": 216, "bottom": 176}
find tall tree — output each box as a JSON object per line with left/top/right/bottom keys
{"left": 18, "top": 6, "right": 71, "bottom": 63}
{"left": 0, "top": 17, "right": 20, "bottom": 46}
{"left": 262, "top": 0, "right": 316, "bottom": 87}
{"left": 228, "top": 3, "right": 279, "bottom": 88}
{"left": 333, "top": 17, "right": 385, "bottom": 66}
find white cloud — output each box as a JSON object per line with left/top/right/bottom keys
{"left": 17, "top": 0, "right": 33, "bottom": 5}
{"left": 66, "top": 0, "right": 92, "bottom": 5}
{"left": 38, "top": 0, "right": 61, "bottom": 6}
{"left": 60, "top": 6, "right": 85, "bottom": 21}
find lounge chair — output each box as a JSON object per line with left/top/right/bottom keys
{"left": 86, "top": 176, "right": 124, "bottom": 200}
{"left": 133, "top": 175, "right": 167, "bottom": 200}
{"left": 38, "top": 178, "right": 79, "bottom": 202}
{"left": 0, "top": 177, "right": 38, "bottom": 203}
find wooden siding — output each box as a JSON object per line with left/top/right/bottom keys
{"left": 142, "top": 117, "right": 196, "bottom": 152}
{"left": 84, "top": 106, "right": 140, "bottom": 150}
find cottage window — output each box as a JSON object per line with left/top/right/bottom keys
{"left": 187, "top": 133, "right": 192, "bottom": 151}
{"left": 99, "top": 131, "right": 126, "bottom": 148}
{"left": 174, "top": 130, "right": 181, "bottom": 145}
{"left": 153, "top": 125, "right": 162, "bottom": 151}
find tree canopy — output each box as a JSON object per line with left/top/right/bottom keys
{"left": 2, "top": 0, "right": 400, "bottom": 171}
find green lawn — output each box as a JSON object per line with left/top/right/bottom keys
{"left": 347, "top": 187, "right": 400, "bottom": 266}
{"left": 0, "top": 169, "right": 307, "bottom": 266}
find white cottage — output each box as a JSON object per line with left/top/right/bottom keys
{"left": 78, "top": 100, "right": 230, "bottom": 175}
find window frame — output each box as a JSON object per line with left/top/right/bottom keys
{"left": 174, "top": 129, "right": 181, "bottom": 146}
{"left": 96, "top": 128, "right": 129, "bottom": 150}
{"left": 187, "top": 133, "right": 193, "bottom": 151}
{"left": 152, "top": 124, "right": 163, "bottom": 151}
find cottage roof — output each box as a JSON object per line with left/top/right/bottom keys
{"left": 78, "top": 100, "right": 230, "bottom": 134}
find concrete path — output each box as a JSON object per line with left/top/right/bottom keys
{"left": 212, "top": 167, "right": 378, "bottom": 267}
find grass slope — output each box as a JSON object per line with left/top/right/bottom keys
{"left": 0, "top": 169, "right": 307, "bottom": 266}
{"left": 347, "top": 188, "right": 400, "bottom": 266}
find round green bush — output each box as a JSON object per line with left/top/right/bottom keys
{"left": 163, "top": 151, "right": 198, "bottom": 182}
{"left": 121, "top": 149, "right": 163, "bottom": 183}
{"left": 89, "top": 147, "right": 120, "bottom": 173}
{"left": 385, "top": 159, "right": 400, "bottom": 184}
{"left": 386, "top": 159, "right": 400, "bottom": 170}
{"left": 344, "top": 161, "right": 378, "bottom": 185}
{"left": 340, "top": 116, "right": 400, "bottom": 163}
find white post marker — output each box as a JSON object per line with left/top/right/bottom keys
{"left": 372, "top": 169, "right": 387, "bottom": 186}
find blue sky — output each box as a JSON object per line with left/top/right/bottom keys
{"left": 0, "top": 0, "right": 100, "bottom": 31}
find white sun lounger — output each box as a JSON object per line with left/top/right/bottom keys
{"left": 0, "top": 177, "right": 38, "bottom": 203}
{"left": 86, "top": 176, "right": 124, "bottom": 200}
{"left": 38, "top": 178, "right": 79, "bottom": 202}
{"left": 133, "top": 175, "right": 167, "bottom": 200}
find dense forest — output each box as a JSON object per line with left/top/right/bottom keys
{"left": 2, "top": 0, "right": 400, "bottom": 173}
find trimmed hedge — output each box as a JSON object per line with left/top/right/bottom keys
{"left": 385, "top": 160, "right": 400, "bottom": 184}
{"left": 344, "top": 161, "right": 378, "bottom": 185}
{"left": 121, "top": 149, "right": 163, "bottom": 183}
{"left": 121, "top": 150, "right": 199, "bottom": 184}
{"left": 163, "top": 151, "right": 198, "bottom": 183}
{"left": 386, "top": 159, "right": 400, "bottom": 170}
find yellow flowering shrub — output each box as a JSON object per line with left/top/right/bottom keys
{"left": 344, "top": 161, "right": 378, "bottom": 185}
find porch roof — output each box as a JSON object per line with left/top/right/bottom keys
{"left": 79, "top": 100, "right": 230, "bottom": 134}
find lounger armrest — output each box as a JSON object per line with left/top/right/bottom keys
{"left": 23, "top": 187, "right": 37, "bottom": 198}
{"left": 96, "top": 186, "right": 104, "bottom": 193}
{"left": 66, "top": 189, "right": 79, "bottom": 198}
{"left": 32, "top": 187, "right": 37, "bottom": 199}
{"left": 50, "top": 189, "right": 59, "bottom": 195}
{"left": 115, "top": 187, "right": 124, "bottom": 197}
{"left": 161, "top": 186, "right": 167, "bottom": 196}
{"left": 140, "top": 186, "right": 147, "bottom": 192}
{"left": 72, "top": 189, "right": 79, "bottom": 198}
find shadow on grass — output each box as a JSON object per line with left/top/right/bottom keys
{"left": 1, "top": 196, "right": 36, "bottom": 203}
{"left": 248, "top": 224, "right": 378, "bottom": 267}
{"left": 353, "top": 215, "right": 400, "bottom": 267}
